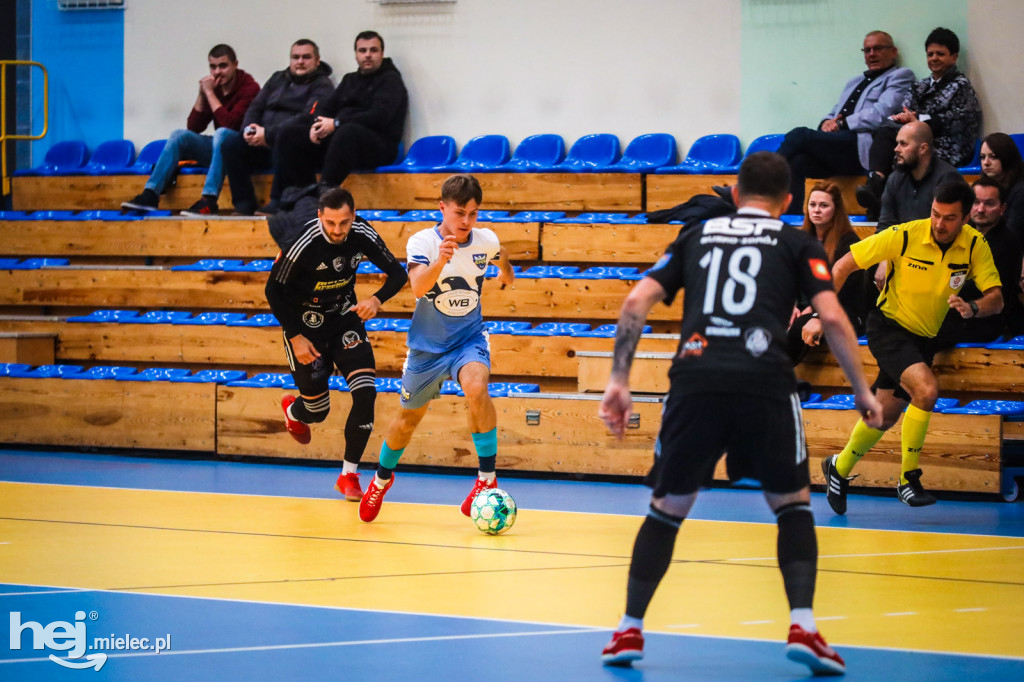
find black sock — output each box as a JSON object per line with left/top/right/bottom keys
{"left": 625, "top": 505, "right": 684, "bottom": 619}
{"left": 343, "top": 379, "right": 376, "bottom": 465}
{"left": 776, "top": 502, "right": 817, "bottom": 609}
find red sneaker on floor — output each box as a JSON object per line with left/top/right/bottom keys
{"left": 359, "top": 475, "right": 394, "bottom": 522}
{"left": 601, "top": 627, "right": 644, "bottom": 666}
{"left": 335, "top": 472, "right": 362, "bottom": 501}
{"left": 785, "top": 624, "right": 846, "bottom": 675}
{"left": 460, "top": 476, "right": 498, "bottom": 517}
{"left": 281, "top": 395, "right": 311, "bottom": 445}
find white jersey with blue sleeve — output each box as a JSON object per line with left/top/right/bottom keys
{"left": 406, "top": 225, "right": 501, "bottom": 353}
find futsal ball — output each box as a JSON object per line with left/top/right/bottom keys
{"left": 470, "top": 488, "right": 517, "bottom": 535}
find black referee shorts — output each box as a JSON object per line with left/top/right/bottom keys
{"left": 283, "top": 323, "right": 375, "bottom": 396}
{"left": 646, "top": 391, "right": 810, "bottom": 496}
{"left": 866, "top": 311, "right": 939, "bottom": 402}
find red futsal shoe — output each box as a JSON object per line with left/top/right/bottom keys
{"left": 460, "top": 476, "right": 498, "bottom": 517}
{"left": 785, "top": 624, "right": 846, "bottom": 675}
{"left": 281, "top": 395, "right": 311, "bottom": 445}
{"left": 359, "top": 475, "right": 394, "bottom": 523}
{"left": 601, "top": 627, "right": 644, "bottom": 666}
{"left": 335, "top": 472, "right": 363, "bottom": 501}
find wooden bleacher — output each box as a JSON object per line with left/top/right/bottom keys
{"left": 2, "top": 168, "right": 1020, "bottom": 499}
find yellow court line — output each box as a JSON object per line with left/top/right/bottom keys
{"left": 1, "top": 481, "right": 1023, "bottom": 659}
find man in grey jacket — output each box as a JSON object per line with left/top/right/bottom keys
{"left": 776, "top": 31, "right": 914, "bottom": 213}
{"left": 215, "top": 39, "right": 335, "bottom": 216}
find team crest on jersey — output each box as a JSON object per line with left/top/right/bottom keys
{"left": 473, "top": 253, "right": 488, "bottom": 269}
{"left": 333, "top": 257, "right": 345, "bottom": 272}
{"left": 949, "top": 270, "right": 967, "bottom": 289}
{"left": 678, "top": 332, "right": 708, "bottom": 358}
{"left": 316, "top": 262, "right": 328, "bottom": 271}
{"left": 351, "top": 253, "right": 364, "bottom": 269}
{"left": 342, "top": 331, "right": 362, "bottom": 349}
{"left": 302, "top": 311, "right": 324, "bottom": 328}
{"left": 744, "top": 327, "right": 771, "bottom": 357}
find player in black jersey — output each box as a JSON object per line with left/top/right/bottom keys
{"left": 265, "top": 187, "right": 407, "bottom": 501}
{"left": 598, "top": 152, "right": 882, "bottom": 675}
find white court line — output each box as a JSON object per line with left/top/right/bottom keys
{"left": 0, "top": 588, "right": 92, "bottom": 598}
{"left": 718, "top": 545, "right": 1024, "bottom": 562}
{"left": 0, "top": 628, "right": 600, "bottom": 665}
{"left": 816, "top": 616, "right": 847, "bottom": 621}
{"left": 954, "top": 608, "right": 988, "bottom": 613}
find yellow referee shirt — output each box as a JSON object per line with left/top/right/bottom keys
{"left": 850, "top": 219, "right": 1001, "bottom": 338}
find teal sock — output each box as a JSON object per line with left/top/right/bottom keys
{"left": 471, "top": 428, "right": 497, "bottom": 474}
{"left": 377, "top": 442, "right": 405, "bottom": 479}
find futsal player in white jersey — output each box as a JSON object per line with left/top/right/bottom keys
{"left": 359, "top": 174, "right": 515, "bottom": 522}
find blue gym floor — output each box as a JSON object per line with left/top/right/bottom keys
{"left": 1, "top": 448, "right": 1022, "bottom": 681}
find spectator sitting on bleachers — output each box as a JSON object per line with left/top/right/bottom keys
{"left": 857, "top": 27, "right": 981, "bottom": 219}
{"left": 788, "top": 182, "right": 869, "bottom": 363}
{"left": 775, "top": 31, "right": 913, "bottom": 214}
{"left": 201, "top": 39, "right": 335, "bottom": 217}
{"left": 935, "top": 176, "right": 1024, "bottom": 344}
{"left": 268, "top": 31, "right": 408, "bottom": 216}
{"left": 979, "top": 132, "right": 1024, "bottom": 243}
{"left": 121, "top": 44, "right": 260, "bottom": 213}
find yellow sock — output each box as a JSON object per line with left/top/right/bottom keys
{"left": 900, "top": 404, "right": 932, "bottom": 484}
{"left": 836, "top": 419, "right": 885, "bottom": 477}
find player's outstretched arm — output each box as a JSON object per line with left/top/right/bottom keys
{"left": 495, "top": 247, "right": 515, "bottom": 286}
{"left": 408, "top": 235, "right": 458, "bottom": 298}
{"left": 811, "top": 290, "right": 883, "bottom": 429}
{"left": 830, "top": 251, "right": 863, "bottom": 295}
{"left": 949, "top": 286, "right": 1003, "bottom": 319}
{"left": 600, "top": 277, "right": 666, "bottom": 439}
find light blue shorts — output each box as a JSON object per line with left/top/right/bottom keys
{"left": 400, "top": 334, "right": 491, "bottom": 409}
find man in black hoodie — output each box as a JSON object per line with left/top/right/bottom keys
{"left": 215, "top": 39, "right": 336, "bottom": 216}
{"left": 271, "top": 31, "right": 408, "bottom": 212}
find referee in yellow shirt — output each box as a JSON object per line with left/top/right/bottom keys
{"left": 824, "top": 180, "right": 1003, "bottom": 513}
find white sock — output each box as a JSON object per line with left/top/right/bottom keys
{"left": 374, "top": 474, "right": 390, "bottom": 487}
{"left": 617, "top": 615, "right": 643, "bottom": 632}
{"left": 790, "top": 608, "right": 816, "bottom": 633}
{"left": 479, "top": 471, "right": 497, "bottom": 483}
{"left": 342, "top": 461, "right": 358, "bottom": 475}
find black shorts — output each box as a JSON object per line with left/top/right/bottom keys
{"left": 646, "top": 391, "right": 810, "bottom": 496}
{"left": 866, "top": 311, "right": 938, "bottom": 402}
{"left": 284, "top": 320, "right": 375, "bottom": 396}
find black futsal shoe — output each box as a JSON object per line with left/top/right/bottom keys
{"left": 897, "top": 469, "right": 936, "bottom": 507}
{"left": 821, "top": 455, "right": 852, "bottom": 515}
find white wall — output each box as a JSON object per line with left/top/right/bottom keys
{"left": 123, "top": 0, "right": 1023, "bottom": 155}
{"left": 123, "top": 0, "right": 742, "bottom": 152}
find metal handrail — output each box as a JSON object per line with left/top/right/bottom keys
{"left": 1, "top": 60, "right": 48, "bottom": 196}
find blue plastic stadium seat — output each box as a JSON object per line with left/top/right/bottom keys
{"left": 67, "top": 309, "right": 141, "bottom": 323}
{"left": 489, "top": 211, "right": 566, "bottom": 222}
{"left": 384, "top": 319, "right": 412, "bottom": 331}
{"left": 72, "top": 366, "right": 140, "bottom": 381}
{"left": 655, "top": 134, "right": 742, "bottom": 174}
{"left": 375, "top": 377, "right": 403, "bottom": 393}
{"left": 507, "top": 383, "right": 541, "bottom": 394}
{"left": 717, "top": 134, "right": 785, "bottom": 173}
{"left": 602, "top": 133, "right": 678, "bottom": 172}
{"left": 483, "top": 264, "right": 521, "bottom": 278}
{"left": 440, "top": 135, "right": 511, "bottom": 172}
{"left": 440, "top": 380, "right": 463, "bottom": 396}
{"left": 223, "top": 259, "right": 273, "bottom": 272}
{"left": 485, "top": 320, "right": 532, "bottom": 334}
{"left": 942, "top": 400, "right": 1024, "bottom": 415}
{"left": 571, "top": 323, "right": 652, "bottom": 338}
{"left": 545, "top": 134, "right": 620, "bottom": 172}
{"left": 957, "top": 139, "right": 983, "bottom": 174}
{"left": 133, "top": 311, "right": 193, "bottom": 324}
{"left": 0, "top": 258, "right": 21, "bottom": 269}
{"left": 358, "top": 210, "right": 401, "bottom": 221}
{"left": 127, "top": 140, "right": 166, "bottom": 175}
{"left": 226, "top": 372, "right": 296, "bottom": 388}
{"left": 172, "top": 312, "right": 247, "bottom": 326}
{"left": 517, "top": 265, "right": 580, "bottom": 278}
{"left": 512, "top": 322, "right": 591, "bottom": 336}
{"left": 117, "top": 367, "right": 192, "bottom": 382}
{"left": 553, "top": 213, "right": 629, "bottom": 224}
{"left": 7, "top": 364, "right": 84, "bottom": 378}
{"left": 607, "top": 213, "right": 648, "bottom": 224}
{"left": 802, "top": 394, "right": 856, "bottom": 410}
{"left": 171, "top": 259, "right": 244, "bottom": 271}
{"left": 477, "top": 210, "right": 510, "bottom": 221}
{"left": 397, "top": 210, "right": 443, "bottom": 222}
{"left": 178, "top": 369, "right": 246, "bottom": 384}
{"left": 358, "top": 261, "right": 383, "bottom": 274}
{"left": 800, "top": 394, "right": 823, "bottom": 407}
{"left": 986, "top": 335, "right": 1024, "bottom": 350}
{"left": 0, "top": 211, "right": 30, "bottom": 220}
{"left": 7, "top": 258, "right": 69, "bottom": 269}
{"left": 496, "top": 134, "right": 566, "bottom": 172}
{"left": 227, "top": 314, "right": 280, "bottom": 327}
{"left": 0, "top": 363, "right": 32, "bottom": 376}
{"left": 77, "top": 209, "right": 143, "bottom": 221}
{"left": 932, "top": 398, "right": 961, "bottom": 413}
{"left": 560, "top": 266, "right": 638, "bottom": 279}
{"left": 377, "top": 136, "right": 457, "bottom": 172}
{"left": 68, "top": 139, "right": 136, "bottom": 175}
{"left": 26, "top": 210, "right": 81, "bottom": 221}
{"left": 13, "top": 140, "right": 88, "bottom": 176}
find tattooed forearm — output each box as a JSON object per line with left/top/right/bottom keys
{"left": 611, "top": 306, "right": 645, "bottom": 380}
